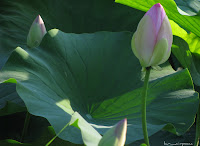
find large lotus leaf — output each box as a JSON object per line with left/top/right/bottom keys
{"left": 0, "top": 0, "right": 144, "bottom": 114}
{"left": 115, "top": 0, "right": 200, "bottom": 38}
{"left": 0, "top": 30, "right": 198, "bottom": 144}
{"left": 0, "top": 0, "right": 144, "bottom": 69}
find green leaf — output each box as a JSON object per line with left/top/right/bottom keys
{"left": 169, "top": 21, "right": 200, "bottom": 86}
{"left": 0, "top": 30, "right": 198, "bottom": 144}
{"left": 0, "top": 139, "right": 28, "bottom": 145}
{"left": 70, "top": 112, "right": 102, "bottom": 146}
{"left": 0, "top": 0, "right": 144, "bottom": 115}
{"left": 34, "top": 126, "right": 84, "bottom": 146}
{"left": 171, "top": 36, "right": 192, "bottom": 70}
{"left": 0, "top": 112, "right": 50, "bottom": 143}
{"left": 169, "top": 20, "right": 200, "bottom": 55}
{"left": 0, "top": 83, "right": 25, "bottom": 116}
{"left": 115, "top": 0, "right": 200, "bottom": 38}
{"left": 175, "top": 0, "right": 200, "bottom": 16}
{"left": 0, "top": 0, "right": 144, "bottom": 69}
{"left": 170, "top": 35, "right": 200, "bottom": 87}
{"left": 0, "top": 126, "right": 83, "bottom": 146}
{"left": 132, "top": 125, "right": 196, "bottom": 145}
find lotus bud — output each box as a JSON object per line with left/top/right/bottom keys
{"left": 98, "top": 118, "right": 127, "bottom": 146}
{"left": 131, "top": 3, "right": 173, "bottom": 68}
{"left": 27, "top": 15, "right": 47, "bottom": 48}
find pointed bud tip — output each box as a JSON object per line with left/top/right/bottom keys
{"left": 27, "top": 15, "right": 47, "bottom": 48}
{"left": 153, "top": 3, "right": 165, "bottom": 14}
{"left": 150, "top": 3, "right": 165, "bottom": 13}
{"left": 115, "top": 118, "right": 127, "bottom": 137}
{"left": 35, "top": 15, "right": 44, "bottom": 24}
{"left": 154, "top": 3, "right": 162, "bottom": 8}
{"left": 116, "top": 118, "right": 127, "bottom": 127}
{"left": 145, "top": 3, "right": 166, "bottom": 17}
{"left": 119, "top": 118, "right": 127, "bottom": 125}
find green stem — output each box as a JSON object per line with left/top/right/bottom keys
{"left": 142, "top": 67, "right": 151, "bottom": 146}
{"left": 20, "top": 111, "right": 31, "bottom": 142}
{"left": 194, "top": 102, "right": 200, "bottom": 146}
{"left": 46, "top": 122, "right": 70, "bottom": 146}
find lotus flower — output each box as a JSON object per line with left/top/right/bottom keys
{"left": 27, "top": 15, "right": 47, "bottom": 48}
{"left": 98, "top": 118, "right": 127, "bottom": 146}
{"left": 131, "top": 3, "right": 173, "bottom": 68}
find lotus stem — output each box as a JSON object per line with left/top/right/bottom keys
{"left": 46, "top": 122, "right": 70, "bottom": 146}
{"left": 141, "top": 67, "right": 151, "bottom": 146}
{"left": 194, "top": 102, "right": 200, "bottom": 146}
{"left": 20, "top": 111, "right": 31, "bottom": 142}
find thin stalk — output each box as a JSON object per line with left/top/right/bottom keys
{"left": 20, "top": 111, "right": 31, "bottom": 142}
{"left": 142, "top": 67, "right": 151, "bottom": 146}
{"left": 194, "top": 103, "right": 200, "bottom": 146}
{"left": 46, "top": 122, "right": 70, "bottom": 146}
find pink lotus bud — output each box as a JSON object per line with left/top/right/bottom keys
{"left": 131, "top": 3, "right": 172, "bottom": 67}
{"left": 98, "top": 118, "right": 127, "bottom": 146}
{"left": 27, "top": 15, "right": 47, "bottom": 48}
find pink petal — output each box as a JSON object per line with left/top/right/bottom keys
{"left": 157, "top": 15, "right": 173, "bottom": 53}
{"left": 134, "top": 15, "right": 156, "bottom": 66}
{"left": 114, "top": 118, "right": 127, "bottom": 145}
{"left": 145, "top": 3, "right": 166, "bottom": 36}
{"left": 34, "top": 15, "right": 47, "bottom": 35}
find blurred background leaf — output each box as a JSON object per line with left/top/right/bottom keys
{"left": 175, "top": 0, "right": 200, "bottom": 16}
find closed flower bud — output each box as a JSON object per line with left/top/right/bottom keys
{"left": 131, "top": 3, "right": 173, "bottom": 67}
{"left": 27, "top": 15, "right": 47, "bottom": 48}
{"left": 98, "top": 119, "right": 127, "bottom": 146}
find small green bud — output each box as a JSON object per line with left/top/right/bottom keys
{"left": 27, "top": 15, "right": 47, "bottom": 48}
